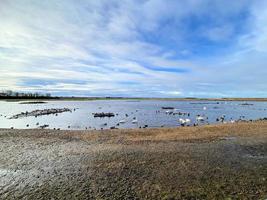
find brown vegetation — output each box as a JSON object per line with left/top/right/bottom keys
{"left": 0, "top": 121, "right": 266, "bottom": 199}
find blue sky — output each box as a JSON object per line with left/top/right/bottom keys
{"left": 0, "top": 0, "right": 267, "bottom": 97}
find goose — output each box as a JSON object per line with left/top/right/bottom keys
{"left": 165, "top": 110, "right": 173, "bottom": 115}
{"left": 217, "top": 115, "right": 226, "bottom": 122}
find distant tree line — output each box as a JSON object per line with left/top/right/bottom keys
{"left": 0, "top": 90, "right": 56, "bottom": 99}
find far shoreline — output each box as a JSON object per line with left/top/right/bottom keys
{"left": 1, "top": 97, "right": 267, "bottom": 102}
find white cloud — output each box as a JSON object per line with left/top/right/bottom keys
{"left": 0, "top": 0, "right": 266, "bottom": 97}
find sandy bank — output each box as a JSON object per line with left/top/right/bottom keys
{"left": 0, "top": 121, "right": 266, "bottom": 199}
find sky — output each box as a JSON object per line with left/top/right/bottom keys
{"left": 0, "top": 0, "right": 267, "bottom": 97}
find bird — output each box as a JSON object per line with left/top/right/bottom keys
{"left": 179, "top": 118, "right": 191, "bottom": 126}
{"left": 196, "top": 116, "right": 205, "bottom": 122}
{"left": 185, "top": 119, "right": 191, "bottom": 123}
{"left": 119, "top": 119, "right": 126, "bottom": 124}
{"left": 179, "top": 118, "right": 186, "bottom": 124}
{"left": 132, "top": 119, "right": 138, "bottom": 124}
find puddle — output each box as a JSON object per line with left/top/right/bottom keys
{"left": 0, "top": 169, "right": 21, "bottom": 176}
{"left": 240, "top": 144, "right": 267, "bottom": 160}
{"left": 243, "top": 154, "right": 266, "bottom": 159}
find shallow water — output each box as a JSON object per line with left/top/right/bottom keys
{"left": 0, "top": 100, "right": 266, "bottom": 130}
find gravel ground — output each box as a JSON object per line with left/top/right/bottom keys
{"left": 0, "top": 121, "right": 266, "bottom": 199}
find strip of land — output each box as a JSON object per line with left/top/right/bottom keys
{"left": 0, "top": 121, "right": 266, "bottom": 199}
{"left": 1, "top": 97, "right": 267, "bottom": 102}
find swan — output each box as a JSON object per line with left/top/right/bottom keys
{"left": 196, "top": 116, "right": 205, "bottom": 121}
{"left": 179, "top": 118, "right": 191, "bottom": 124}
{"left": 119, "top": 119, "right": 126, "bottom": 124}
{"left": 132, "top": 119, "right": 138, "bottom": 124}
{"left": 185, "top": 118, "right": 191, "bottom": 123}
{"left": 179, "top": 118, "right": 186, "bottom": 124}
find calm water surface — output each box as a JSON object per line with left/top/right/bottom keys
{"left": 0, "top": 100, "right": 266, "bottom": 130}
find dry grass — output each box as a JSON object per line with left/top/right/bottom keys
{"left": 0, "top": 121, "right": 267, "bottom": 199}
{"left": 73, "top": 120, "right": 267, "bottom": 144}
{"left": 1, "top": 120, "right": 266, "bottom": 143}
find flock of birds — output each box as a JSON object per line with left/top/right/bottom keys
{"left": 95, "top": 106, "right": 236, "bottom": 129}
{"left": 165, "top": 107, "right": 235, "bottom": 127}
{"left": 0, "top": 103, "right": 262, "bottom": 130}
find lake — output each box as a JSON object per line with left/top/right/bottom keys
{"left": 0, "top": 100, "right": 266, "bottom": 130}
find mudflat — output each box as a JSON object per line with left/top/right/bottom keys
{"left": 0, "top": 121, "right": 266, "bottom": 199}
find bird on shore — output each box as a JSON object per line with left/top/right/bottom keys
{"left": 179, "top": 118, "right": 191, "bottom": 126}
{"left": 196, "top": 116, "right": 205, "bottom": 122}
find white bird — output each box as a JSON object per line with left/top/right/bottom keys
{"left": 203, "top": 106, "right": 207, "bottom": 110}
{"left": 132, "top": 119, "right": 138, "bottom": 124}
{"left": 119, "top": 119, "right": 126, "bottom": 124}
{"left": 179, "top": 118, "right": 191, "bottom": 123}
{"left": 185, "top": 118, "right": 191, "bottom": 123}
{"left": 179, "top": 118, "right": 191, "bottom": 126}
{"left": 179, "top": 118, "right": 186, "bottom": 124}
{"left": 196, "top": 116, "right": 205, "bottom": 121}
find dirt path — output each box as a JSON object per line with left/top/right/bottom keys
{"left": 0, "top": 121, "right": 267, "bottom": 199}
